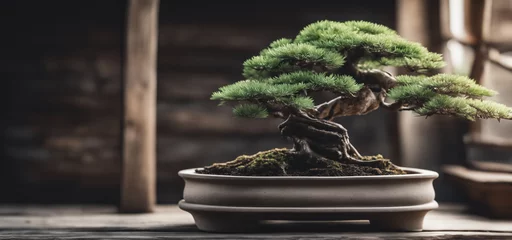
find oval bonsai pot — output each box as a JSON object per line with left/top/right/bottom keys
{"left": 178, "top": 167, "right": 439, "bottom": 233}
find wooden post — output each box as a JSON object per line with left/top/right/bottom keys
{"left": 120, "top": 0, "right": 159, "bottom": 213}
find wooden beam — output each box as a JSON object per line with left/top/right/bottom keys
{"left": 120, "top": 0, "right": 159, "bottom": 213}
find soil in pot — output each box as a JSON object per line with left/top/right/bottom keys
{"left": 196, "top": 148, "right": 406, "bottom": 176}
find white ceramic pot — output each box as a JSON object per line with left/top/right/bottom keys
{"left": 178, "top": 167, "right": 439, "bottom": 232}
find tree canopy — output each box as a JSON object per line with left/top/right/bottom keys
{"left": 211, "top": 20, "right": 512, "bottom": 121}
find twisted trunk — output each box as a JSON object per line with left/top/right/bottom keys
{"left": 278, "top": 111, "right": 389, "bottom": 169}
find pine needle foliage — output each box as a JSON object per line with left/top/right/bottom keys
{"left": 416, "top": 95, "right": 512, "bottom": 121}
{"left": 243, "top": 43, "right": 345, "bottom": 80}
{"left": 210, "top": 20, "right": 512, "bottom": 121}
{"left": 268, "top": 71, "right": 362, "bottom": 95}
{"left": 211, "top": 80, "right": 307, "bottom": 102}
{"left": 388, "top": 74, "right": 512, "bottom": 120}
{"left": 268, "top": 38, "right": 293, "bottom": 49}
{"left": 233, "top": 104, "right": 269, "bottom": 118}
{"left": 389, "top": 74, "right": 497, "bottom": 102}
{"left": 285, "top": 96, "right": 315, "bottom": 109}
{"left": 293, "top": 20, "right": 445, "bottom": 71}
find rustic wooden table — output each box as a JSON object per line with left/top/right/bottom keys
{"left": 0, "top": 203, "right": 511, "bottom": 239}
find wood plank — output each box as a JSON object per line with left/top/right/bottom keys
{"left": 0, "top": 204, "right": 510, "bottom": 239}
{"left": 3, "top": 100, "right": 282, "bottom": 140}
{"left": 157, "top": 102, "right": 283, "bottom": 136}
{"left": 157, "top": 72, "right": 234, "bottom": 101}
{"left": 4, "top": 119, "right": 120, "bottom": 141}
{"left": 443, "top": 165, "right": 512, "bottom": 183}
{"left": 0, "top": 232, "right": 511, "bottom": 240}
{"left": 120, "top": 0, "right": 159, "bottom": 213}
{"left": 157, "top": 23, "right": 293, "bottom": 50}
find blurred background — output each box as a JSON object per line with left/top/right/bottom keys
{"left": 0, "top": 0, "right": 511, "bottom": 216}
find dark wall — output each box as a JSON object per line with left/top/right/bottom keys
{"left": 0, "top": 0, "right": 127, "bottom": 204}
{"left": 0, "top": 0, "right": 397, "bottom": 204}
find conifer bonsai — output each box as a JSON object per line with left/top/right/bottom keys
{"left": 197, "top": 20, "right": 512, "bottom": 177}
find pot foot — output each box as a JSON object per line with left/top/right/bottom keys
{"left": 192, "top": 213, "right": 260, "bottom": 233}
{"left": 370, "top": 211, "right": 427, "bottom": 232}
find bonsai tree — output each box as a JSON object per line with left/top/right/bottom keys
{"left": 197, "top": 20, "right": 512, "bottom": 176}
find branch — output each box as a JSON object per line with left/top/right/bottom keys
{"left": 313, "top": 87, "right": 381, "bottom": 120}
{"left": 380, "top": 103, "right": 417, "bottom": 111}
{"left": 338, "top": 55, "right": 398, "bottom": 91}
{"left": 380, "top": 100, "right": 403, "bottom": 111}
{"left": 377, "top": 90, "right": 416, "bottom": 111}
{"left": 361, "top": 68, "right": 398, "bottom": 90}
{"left": 313, "top": 85, "right": 417, "bottom": 120}
{"left": 219, "top": 99, "right": 293, "bottom": 120}
{"left": 313, "top": 96, "right": 343, "bottom": 120}
{"left": 397, "top": 106, "right": 417, "bottom": 111}
{"left": 355, "top": 68, "right": 397, "bottom": 90}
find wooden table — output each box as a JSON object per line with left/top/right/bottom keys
{"left": 0, "top": 203, "right": 511, "bottom": 239}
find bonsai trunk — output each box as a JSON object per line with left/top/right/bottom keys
{"left": 278, "top": 111, "right": 392, "bottom": 170}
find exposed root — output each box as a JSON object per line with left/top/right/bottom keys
{"left": 279, "top": 111, "right": 394, "bottom": 168}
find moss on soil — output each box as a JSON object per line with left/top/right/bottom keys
{"left": 196, "top": 148, "right": 407, "bottom": 176}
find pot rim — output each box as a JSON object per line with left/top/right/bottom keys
{"left": 178, "top": 167, "right": 439, "bottom": 180}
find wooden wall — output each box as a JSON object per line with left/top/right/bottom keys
{"left": 0, "top": 0, "right": 397, "bottom": 204}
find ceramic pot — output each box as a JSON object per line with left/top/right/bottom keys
{"left": 178, "top": 167, "right": 439, "bottom": 232}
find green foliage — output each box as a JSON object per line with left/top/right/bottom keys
{"left": 387, "top": 84, "right": 436, "bottom": 104}
{"left": 416, "top": 95, "right": 512, "bottom": 121}
{"left": 388, "top": 73, "right": 511, "bottom": 121}
{"left": 398, "top": 74, "right": 496, "bottom": 97}
{"left": 268, "top": 38, "right": 293, "bottom": 49}
{"left": 243, "top": 43, "right": 345, "bottom": 79}
{"left": 343, "top": 20, "right": 398, "bottom": 35}
{"left": 211, "top": 71, "right": 361, "bottom": 118}
{"left": 425, "top": 74, "right": 496, "bottom": 97}
{"left": 392, "top": 75, "right": 426, "bottom": 85}
{"left": 233, "top": 104, "right": 269, "bottom": 118}
{"left": 210, "top": 19, "right": 510, "bottom": 121}
{"left": 389, "top": 73, "right": 497, "bottom": 103}
{"left": 362, "top": 51, "right": 444, "bottom": 71}
{"left": 211, "top": 79, "right": 316, "bottom": 118}
{"left": 268, "top": 71, "right": 362, "bottom": 95}
{"left": 294, "top": 20, "right": 445, "bottom": 70}
{"left": 283, "top": 96, "right": 315, "bottom": 109}
{"left": 211, "top": 80, "right": 307, "bottom": 102}
{"left": 228, "top": 97, "right": 315, "bottom": 119}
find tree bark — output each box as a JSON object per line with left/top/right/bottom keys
{"left": 278, "top": 110, "right": 385, "bottom": 167}
{"left": 120, "top": 0, "right": 159, "bottom": 213}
